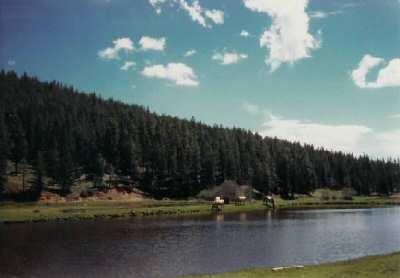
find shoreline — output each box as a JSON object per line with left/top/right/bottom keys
{"left": 1, "top": 196, "right": 399, "bottom": 224}
{"left": 182, "top": 252, "right": 400, "bottom": 278}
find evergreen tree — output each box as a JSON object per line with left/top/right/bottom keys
{"left": 56, "top": 150, "right": 75, "bottom": 196}
{"left": 30, "top": 151, "right": 45, "bottom": 199}
{"left": 92, "top": 152, "right": 105, "bottom": 188}
{"left": 0, "top": 71, "right": 399, "bottom": 200}
{"left": 8, "top": 113, "right": 27, "bottom": 174}
{"left": 0, "top": 109, "right": 8, "bottom": 198}
{"left": 56, "top": 131, "right": 76, "bottom": 196}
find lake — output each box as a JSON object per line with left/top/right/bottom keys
{"left": 1, "top": 207, "right": 400, "bottom": 278}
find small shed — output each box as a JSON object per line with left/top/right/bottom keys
{"left": 199, "top": 180, "right": 253, "bottom": 204}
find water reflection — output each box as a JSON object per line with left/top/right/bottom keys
{"left": 1, "top": 207, "right": 400, "bottom": 278}
{"left": 215, "top": 213, "right": 224, "bottom": 223}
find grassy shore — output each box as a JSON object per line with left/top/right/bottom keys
{"left": 0, "top": 196, "right": 399, "bottom": 223}
{"left": 183, "top": 252, "right": 400, "bottom": 278}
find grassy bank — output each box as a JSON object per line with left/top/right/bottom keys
{"left": 184, "top": 252, "right": 400, "bottom": 278}
{"left": 0, "top": 196, "right": 399, "bottom": 223}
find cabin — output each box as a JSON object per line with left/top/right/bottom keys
{"left": 198, "top": 180, "right": 254, "bottom": 204}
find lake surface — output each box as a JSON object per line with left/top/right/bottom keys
{"left": 1, "top": 207, "right": 400, "bottom": 278}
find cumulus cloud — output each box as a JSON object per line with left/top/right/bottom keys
{"left": 149, "top": 0, "right": 224, "bottom": 28}
{"left": 141, "top": 63, "right": 199, "bottom": 86}
{"left": 98, "top": 37, "right": 134, "bottom": 60}
{"left": 139, "top": 36, "right": 166, "bottom": 51}
{"left": 240, "top": 30, "right": 250, "bottom": 37}
{"left": 351, "top": 55, "right": 384, "bottom": 87}
{"left": 351, "top": 54, "right": 400, "bottom": 89}
{"left": 212, "top": 51, "right": 248, "bottom": 65}
{"left": 120, "top": 61, "right": 135, "bottom": 71}
{"left": 184, "top": 49, "right": 197, "bottom": 57}
{"left": 243, "top": 0, "right": 320, "bottom": 72}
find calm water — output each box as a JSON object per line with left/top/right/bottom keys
{"left": 1, "top": 207, "right": 400, "bottom": 278}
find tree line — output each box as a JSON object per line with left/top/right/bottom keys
{"left": 0, "top": 71, "right": 399, "bottom": 200}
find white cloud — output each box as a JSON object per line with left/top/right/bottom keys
{"left": 243, "top": 0, "right": 320, "bottom": 72}
{"left": 141, "top": 62, "right": 199, "bottom": 86}
{"left": 260, "top": 113, "right": 400, "bottom": 158}
{"left": 309, "top": 10, "right": 341, "bottom": 19}
{"left": 388, "top": 114, "right": 400, "bottom": 119}
{"left": 7, "top": 60, "right": 16, "bottom": 66}
{"left": 98, "top": 37, "right": 134, "bottom": 60}
{"left": 376, "top": 59, "right": 400, "bottom": 87}
{"left": 351, "top": 54, "right": 384, "bottom": 87}
{"left": 242, "top": 101, "right": 262, "bottom": 116}
{"left": 120, "top": 61, "right": 135, "bottom": 71}
{"left": 184, "top": 49, "right": 197, "bottom": 57}
{"left": 149, "top": 0, "right": 167, "bottom": 14}
{"left": 351, "top": 54, "right": 400, "bottom": 89}
{"left": 241, "top": 103, "right": 400, "bottom": 158}
{"left": 310, "top": 11, "right": 327, "bottom": 18}
{"left": 374, "top": 130, "right": 400, "bottom": 157}
{"left": 149, "top": 0, "right": 224, "bottom": 28}
{"left": 179, "top": 0, "right": 224, "bottom": 28}
{"left": 178, "top": 0, "right": 206, "bottom": 27}
{"left": 260, "top": 113, "right": 372, "bottom": 154}
{"left": 139, "top": 36, "right": 166, "bottom": 51}
{"left": 240, "top": 30, "right": 250, "bottom": 37}
{"left": 205, "top": 9, "right": 224, "bottom": 24}
{"left": 212, "top": 51, "right": 248, "bottom": 65}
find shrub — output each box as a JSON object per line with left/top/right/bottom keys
{"left": 340, "top": 188, "right": 354, "bottom": 200}
{"left": 314, "top": 188, "right": 331, "bottom": 201}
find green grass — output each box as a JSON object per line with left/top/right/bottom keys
{"left": 0, "top": 196, "right": 399, "bottom": 223}
{"left": 0, "top": 200, "right": 270, "bottom": 223}
{"left": 275, "top": 195, "right": 400, "bottom": 209}
{"left": 183, "top": 252, "right": 400, "bottom": 278}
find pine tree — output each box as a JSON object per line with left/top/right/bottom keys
{"left": 45, "top": 147, "right": 59, "bottom": 182}
{"left": 0, "top": 110, "right": 8, "bottom": 198}
{"left": 8, "top": 114, "right": 27, "bottom": 174}
{"left": 92, "top": 152, "right": 105, "bottom": 188}
{"left": 55, "top": 131, "right": 76, "bottom": 196}
{"left": 0, "top": 71, "right": 399, "bottom": 200}
{"left": 30, "top": 151, "right": 45, "bottom": 199}
{"left": 57, "top": 150, "right": 75, "bottom": 196}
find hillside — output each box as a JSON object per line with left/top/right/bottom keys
{"left": 0, "top": 71, "right": 399, "bottom": 201}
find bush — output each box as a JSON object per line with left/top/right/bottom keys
{"left": 313, "top": 188, "right": 354, "bottom": 201}
{"left": 340, "top": 188, "right": 353, "bottom": 200}
{"left": 314, "top": 188, "right": 330, "bottom": 201}
{"left": 80, "top": 189, "right": 94, "bottom": 198}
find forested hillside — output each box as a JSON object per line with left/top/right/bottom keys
{"left": 0, "top": 71, "right": 399, "bottom": 200}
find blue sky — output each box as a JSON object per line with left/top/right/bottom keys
{"left": 1, "top": 0, "right": 400, "bottom": 157}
